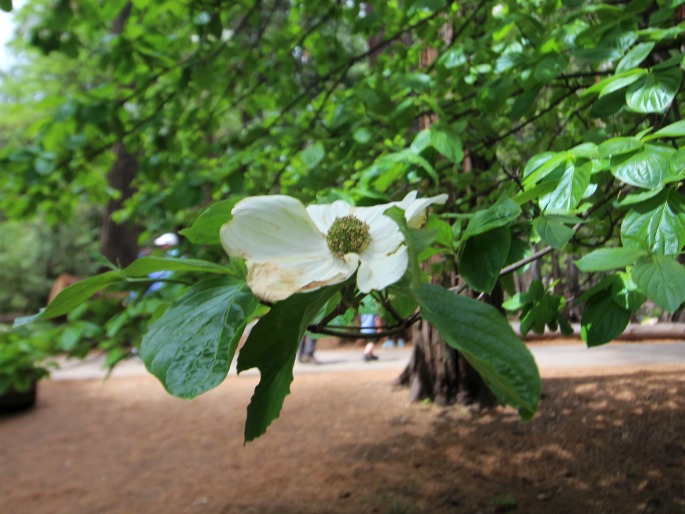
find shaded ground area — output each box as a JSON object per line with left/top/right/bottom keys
{"left": 1, "top": 357, "right": 685, "bottom": 514}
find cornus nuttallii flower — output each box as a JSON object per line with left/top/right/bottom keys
{"left": 220, "top": 192, "right": 448, "bottom": 302}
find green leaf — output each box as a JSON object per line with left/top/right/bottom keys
{"left": 575, "top": 248, "right": 648, "bottom": 272}
{"left": 610, "top": 144, "right": 675, "bottom": 188}
{"left": 238, "top": 286, "right": 339, "bottom": 442}
{"left": 533, "top": 54, "right": 569, "bottom": 83}
{"left": 598, "top": 137, "right": 643, "bottom": 159}
{"left": 458, "top": 227, "right": 511, "bottom": 293}
{"left": 600, "top": 72, "right": 648, "bottom": 98}
{"left": 670, "top": 149, "right": 685, "bottom": 182}
{"left": 514, "top": 180, "right": 559, "bottom": 205}
{"left": 124, "top": 257, "right": 233, "bottom": 277}
{"left": 508, "top": 88, "right": 539, "bottom": 119}
{"left": 583, "top": 69, "right": 646, "bottom": 96}
{"left": 299, "top": 142, "right": 325, "bottom": 169}
{"left": 0, "top": 0, "right": 11, "bottom": 12}
{"left": 569, "top": 143, "right": 598, "bottom": 160}
{"left": 180, "top": 198, "right": 242, "bottom": 245}
{"left": 591, "top": 89, "right": 627, "bottom": 117}
{"left": 581, "top": 290, "right": 631, "bottom": 347}
{"left": 643, "top": 120, "right": 685, "bottom": 140}
{"left": 611, "top": 273, "right": 646, "bottom": 313}
{"left": 540, "top": 161, "right": 591, "bottom": 214}
{"left": 352, "top": 127, "right": 372, "bottom": 144}
{"left": 430, "top": 129, "right": 463, "bottom": 163}
{"left": 415, "top": 283, "right": 541, "bottom": 420}
{"left": 462, "top": 196, "right": 521, "bottom": 240}
{"left": 384, "top": 206, "right": 421, "bottom": 290}
{"left": 522, "top": 152, "right": 570, "bottom": 185}
{"left": 626, "top": 68, "right": 682, "bottom": 114}
{"left": 621, "top": 189, "right": 685, "bottom": 255}
{"left": 533, "top": 216, "right": 575, "bottom": 250}
{"left": 16, "top": 271, "right": 123, "bottom": 324}
{"left": 141, "top": 278, "right": 260, "bottom": 398}
{"left": 411, "top": 128, "right": 463, "bottom": 164}
{"left": 632, "top": 255, "right": 685, "bottom": 312}
{"left": 616, "top": 42, "right": 655, "bottom": 72}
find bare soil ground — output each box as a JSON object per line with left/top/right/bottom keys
{"left": 1, "top": 344, "right": 684, "bottom": 514}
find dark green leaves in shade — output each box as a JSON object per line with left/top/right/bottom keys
{"left": 581, "top": 289, "right": 631, "bottom": 347}
{"left": 141, "top": 278, "right": 260, "bottom": 398}
{"left": 415, "top": 283, "right": 540, "bottom": 420}
{"left": 503, "top": 280, "right": 572, "bottom": 337}
{"left": 237, "top": 287, "right": 339, "bottom": 442}
{"left": 459, "top": 227, "right": 511, "bottom": 293}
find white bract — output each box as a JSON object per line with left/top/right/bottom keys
{"left": 220, "top": 192, "right": 448, "bottom": 302}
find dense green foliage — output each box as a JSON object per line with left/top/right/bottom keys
{"left": 0, "top": 208, "right": 100, "bottom": 313}
{"left": 2, "top": 0, "right": 685, "bottom": 439}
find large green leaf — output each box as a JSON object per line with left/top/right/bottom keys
{"left": 141, "top": 277, "right": 260, "bottom": 398}
{"left": 632, "top": 255, "right": 685, "bottom": 312}
{"left": 0, "top": 0, "right": 12, "bottom": 12}
{"left": 643, "top": 120, "right": 685, "bottom": 141}
{"left": 431, "top": 129, "right": 463, "bottom": 163}
{"left": 616, "top": 42, "right": 655, "bottom": 72}
{"left": 415, "top": 283, "right": 540, "bottom": 420}
{"left": 522, "top": 152, "right": 570, "bottom": 185}
{"left": 597, "top": 137, "right": 642, "bottom": 159}
{"left": 626, "top": 68, "right": 682, "bottom": 114}
{"left": 237, "top": 286, "right": 339, "bottom": 442}
{"left": 580, "top": 290, "right": 631, "bottom": 347}
{"left": 621, "top": 189, "right": 685, "bottom": 255}
{"left": 458, "top": 227, "right": 511, "bottom": 293}
{"left": 180, "top": 198, "right": 242, "bottom": 245}
{"left": 583, "top": 68, "right": 646, "bottom": 96}
{"left": 575, "top": 248, "right": 647, "bottom": 272}
{"left": 533, "top": 215, "right": 575, "bottom": 249}
{"left": 539, "top": 161, "right": 591, "bottom": 214}
{"left": 14, "top": 271, "right": 124, "bottom": 326}
{"left": 462, "top": 196, "right": 521, "bottom": 240}
{"left": 610, "top": 144, "right": 675, "bottom": 188}
{"left": 124, "top": 257, "right": 235, "bottom": 277}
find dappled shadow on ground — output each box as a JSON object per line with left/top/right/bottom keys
{"left": 342, "top": 370, "right": 685, "bottom": 514}
{"left": 0, "top": 368, "right": 684, "bottom": 514}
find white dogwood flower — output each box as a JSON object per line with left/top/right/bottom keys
{"left": 220, "top": 192, "right": 448, "bottom": 302}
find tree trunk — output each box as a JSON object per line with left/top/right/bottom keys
{"left": 394, "top": 15, "right": 497, "bottom": 408}
{"left": 98, "top": 3, "right": 139, "bottom": 268}
{"left": 99, "top": 142, "right": 139, "bottom": 267}
{"left": 397, "top": 283, "right": 501, "bottom": 407}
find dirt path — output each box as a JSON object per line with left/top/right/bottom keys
{"left": 1, "top": 361, "right": 685, "bottom": 514}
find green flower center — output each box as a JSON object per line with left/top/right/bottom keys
{"left": 326, "top": 215, "right": 371, "bottom": 259}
